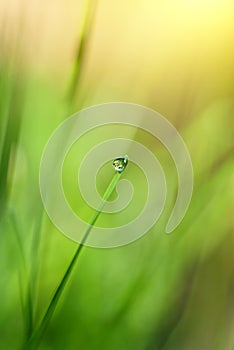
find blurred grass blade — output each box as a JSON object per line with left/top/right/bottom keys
{"left": 0, "top": 73, "right": 25, "bottom": 217}
{"left": 29, "top": 204, "right": 45, "bottom": 296}
{"left": 9, "top": 209, "right": 34, "bottom": 341}
{"left": 67, "top": 0, "right": 98, "bottom": 108}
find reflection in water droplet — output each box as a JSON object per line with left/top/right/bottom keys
{"left": 112, "top": 155, "right": 128, "bottom": 173}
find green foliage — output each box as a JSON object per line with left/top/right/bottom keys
{"left": 0, "top": 2, "right": 233, "bottom": 349}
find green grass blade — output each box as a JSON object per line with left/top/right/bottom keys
{"left": 0, "top": 75, "right": 25, "bottom": 217}
{"left": 9, "top": 209, "right": 34, "bottom": 341}
{"left": 67, "top": 0, "right": 98, "bottom": 108}
{"left": 24, "top": 170, "right": 122, "bottom": 349}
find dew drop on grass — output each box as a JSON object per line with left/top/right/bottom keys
{"left": 112, "top": 155, "right": 128, "bottom": 173}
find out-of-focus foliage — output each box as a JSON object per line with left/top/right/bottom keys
{"left": 0, "top": 0, "right": 233, "bottom": 349}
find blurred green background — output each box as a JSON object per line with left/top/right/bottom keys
{"left": 0, "top": 0, "right": 233, "bottom": 349}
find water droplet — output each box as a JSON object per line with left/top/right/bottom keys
{"left": 112, "top": 155, "right": 128, "bottom": 173}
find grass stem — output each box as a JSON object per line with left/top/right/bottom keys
{"left": 23, "top": 171, "right": 122, "bottom": 349}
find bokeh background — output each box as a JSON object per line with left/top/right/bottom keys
{"left": 0, "top": 0, "right": 234, "bottom": 349}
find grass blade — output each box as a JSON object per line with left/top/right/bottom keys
{"left": 67, "top": 0, "right": 98, "bottom": 109}
{"left": 24, "top": 170, "right": 123, "bottom": 349}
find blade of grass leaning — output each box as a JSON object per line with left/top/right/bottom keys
{"left": 24, "top": 157, "right": 128, "bottom": 350}
{"left": 67, "top": 0, "right": 98, "bottom": 110}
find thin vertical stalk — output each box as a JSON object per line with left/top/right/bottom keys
{"left": 67, "top": 0, "right": 98, "bottom": 109}
{"left": 0, "top": 75, "right": 25, "bottom": 218}
{"left": 9, "top": 209, "right": 34, "bottom": 340}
